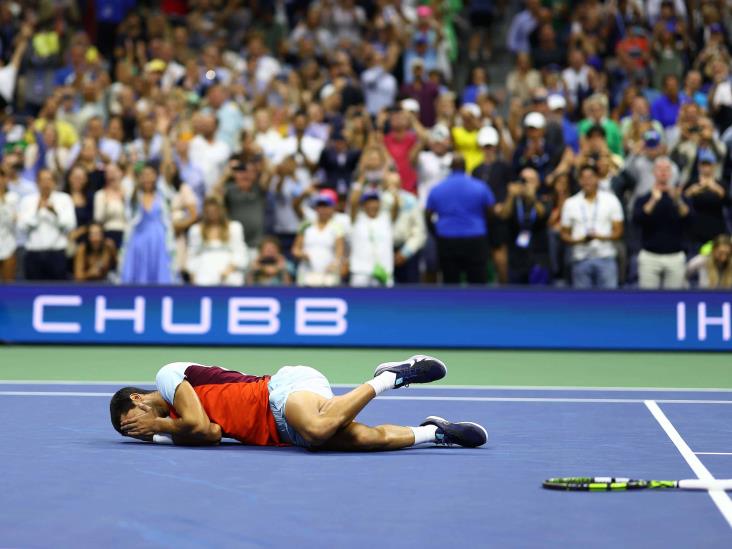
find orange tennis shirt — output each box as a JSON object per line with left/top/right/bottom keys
{"left": 157, "top": 363, "right": 285, "bottom": 446}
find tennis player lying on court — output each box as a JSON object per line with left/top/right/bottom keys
{"left": 109, "top": 356, "right": 487, "bottom": 451}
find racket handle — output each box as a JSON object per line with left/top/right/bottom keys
{"left": 677, "top": 479, "right": 732, "bottom": 491}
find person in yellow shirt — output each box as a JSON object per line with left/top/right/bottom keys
{"left": 451, "top": 103, "right": 483, "bottom": 172}
{"left": 32, "top": 94, "right": 79, "bottom": 149}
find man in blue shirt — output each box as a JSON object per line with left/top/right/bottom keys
{"left": 426, "top": 155, "right": 496, "bottom": 284}
{"left": 651, "top": 74, "right": 687, "bottom": 129}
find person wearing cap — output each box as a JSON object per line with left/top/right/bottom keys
{"left": 512, "top": 111, "right": 572, "bottom": 187}
{"left": 500, "top": 168, "right": 552, "bottom": 284}
{"left": 400, "top": 57, "right": 440, "bottom": 127}
{"left": 348, "top": 184, "right": 398, "bottom": 287}
{"left": 452, "top": 103, "right": 484, "bottom": 173}
{"left": 560, "top": 164, "right": 624, "bottom": 289}
{"left": 669, "top": 115, "right": 726, "bottom": 188}
{"left": 577, "top": 94, "right": 623, "bottom": 157}
{"left": 426, "top": 154, "right": 496, "bottom": 284}
{"left": 317, "top": 128, "right": 361, "bottom": 197}
{"left": 633, "top": 156, "right": 690, "bottom": 289}
{"left": 682, "top": 148, "right": 729, "bottom": 255}
{"left": 546, "top": 94, "right": 579, "bottom": 154}
{"left": 292, "top": 189, "right": 345, "bottom": 287}
{"left": 472, "top": 125, "right": 512, "bottom": 283}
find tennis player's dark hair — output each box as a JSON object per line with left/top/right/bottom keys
{"left": 109, "top": 387, "right": 154, "bottom": 434}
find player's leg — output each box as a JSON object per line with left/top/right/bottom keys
{"left": 313, "top": 417, "right": 489, "bottom": 452}
{"left": 280, "top": 355, "right": 447, "bottom": 447}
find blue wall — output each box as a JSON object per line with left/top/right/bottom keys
{"left": 0, "top": 285, "right": 730, "bottom": 350}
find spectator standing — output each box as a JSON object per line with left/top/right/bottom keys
{"left": 361, "top": 51, "right": 397, "bottom": 117}
{"left": 247, "top": 236, "right": 292, "bottom": 286}
{"left": 0, "top": 171, "right": 19, "bottom": 281}
{"left": 382, "top": 110, "right": 423, "bottom": 195}
{"left": 451, "top": 103, "right": 483, "bottom": 174}
{"left": 560, "top": 165, "right": 624, "bottom": 289}
{"left": 270, "top": 156, "right": 306, "bottom": 257}
{"left": 17, "top": 169, "right": 76, "bottom": 280}
{"left": 400, "top": 58, "right": 440, "bottom": 127}
{"left": 317, "top": 129, "right": 360, "bottom": 198}
{"left": 186, "top": 197, "right": 247, "bottom": 286}
{"left": 426, "top": 155, "right": 495, "bottom": 284}
{"left": 472, "top": 125, "right": 512, "bottom": 284}
{"left": 119, "top": 164, "right": 174, "bottom": 284}
{"left": 500, "top": 169, "right": 552, "bottom": 284}
{"left": 651, "top": 74, "right": 685, "bottom": 129}
{"left": 349, "top": 187, "right": 396, "bottom": 287}
{"left": 682, "top": 149, "right": 729, "bottom": 255}
{"left": 94, "top": 162, "right": 130, "bottom": 250}
{"left": 188, "top": 113, "right": 231, "bottom": 194}
{"left": 292, "top": 190, "right": 345, "bottom": 287}
{"left": 633, "top": 157, "right": 690, "bottom": 289}
{"left": 73, "top": 222, "right": 117, "bottom": 282}
{"left": 219, "top": 159, "right": 268, "bottom": 254}
{"left": 381, "top": 172, "right": 427, "bottom": 285}
{"left": 65, "top": 165, "right": 94, "bottom": 260}
{"left": 686, "top": 234, "right": 732, "bottom": 289}
{"left": 417, "top": 124, "right": 453, "bottom": 208}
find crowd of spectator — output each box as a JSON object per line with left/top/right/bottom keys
{"left": 0, "top": 0, "right": 731, "bottom": 289}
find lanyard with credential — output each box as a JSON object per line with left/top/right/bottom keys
{"left": 580, "top": 197, "right": 599, "bottom": 233}
{"left": 515, "top": 198, "right": 537, "bottom": 229}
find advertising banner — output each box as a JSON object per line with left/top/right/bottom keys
{"left": 0, "top": 285, "right": 729, "bottom": 350}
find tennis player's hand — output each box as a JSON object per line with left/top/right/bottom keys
{"left": 121, "top": 406, "right": 159, "bottom": 437}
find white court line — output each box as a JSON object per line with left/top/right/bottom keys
{"left": 0, "top": 391, "right": 731, "bottom": 405}
{"left": 645, "top": 400, "right": 732, "bottom": 530}
{"left": 1, "top": 380, "right": 732, "bottom": 393}
{"left": 696, "top": 453, "right": 732, "bottom": 456}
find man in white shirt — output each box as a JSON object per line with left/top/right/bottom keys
{"left": 349, "top": 187, "right": 396, "bottom": 287}
{"left": 560, "top": 164, "right": 624, "bottom": 288}
{"left": 17, "top": 169, "right": 76, "bottom": 280}
{"left": 380, "top": 172, "right": 426, "bottom": 283}
{"left": 188, "top": 113, "right": 231, "bottom": 194}
{"left": 361, "top": 50, "right": 397, "bottom": 116}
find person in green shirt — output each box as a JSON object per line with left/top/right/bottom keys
{"left": 577, "top": 94, "right": 624, "bottom": 157}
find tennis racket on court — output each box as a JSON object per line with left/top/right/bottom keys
{"left": 543, "top": 477, "right": 732, "bottom": 491}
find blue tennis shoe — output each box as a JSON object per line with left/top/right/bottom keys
{"left": 420, "top": 416, "right": 488, "bottom": 448}
{"left": 373, "top": 355, "right": 447, "bottom": 388}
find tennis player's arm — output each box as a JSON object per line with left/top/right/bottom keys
{"left": 156, "top": 381, "right": 222, "bottom": 444}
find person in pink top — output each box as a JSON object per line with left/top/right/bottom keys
{"left": 381, "top": 110, "right": 426, "bottom": 194}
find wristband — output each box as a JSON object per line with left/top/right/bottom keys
{"left": 153, "top": 434, "right": 174, "bottom": 445}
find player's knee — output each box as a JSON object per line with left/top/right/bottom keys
{"left": 300, "top": 419, "right": 338, "bottom": 446}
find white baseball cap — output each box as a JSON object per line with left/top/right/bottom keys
{"left": 401, "top": 98, "right": 420, "bottom": 113}
{"left": 461, "top": 102, "right": 481, "bottom": 118}
{"left": 430, "top": 123, "right": 450, "bottom": 142}
{"left": 547, "top": 94, "right": 567, "bottom": 111}
{"left": 477, "top": 125, "right": 499, "bottom": 147}
{"left": 319, "top": 84, "right": 336, "bottom": 101}
{"left": 524, "top": 111, "right": 546, "bottom": 129}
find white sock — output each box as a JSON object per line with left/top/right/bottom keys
{"left": 410, "top": 425, "right": 438, "bottom": 445}
{"left": 366, "top": 371, "right": 397, "bottom": 396}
